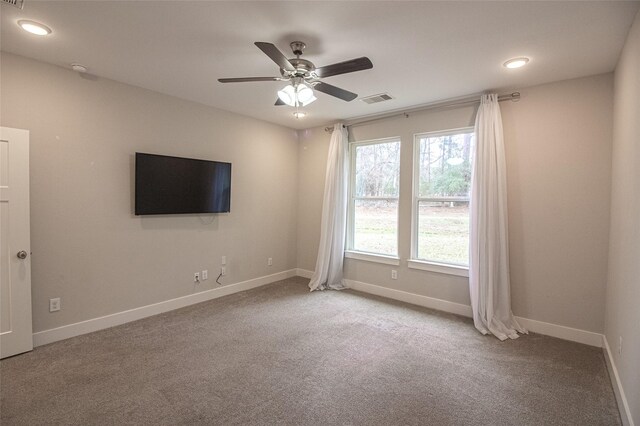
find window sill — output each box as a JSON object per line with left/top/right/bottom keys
{"left": 407, "top": 260, "right": 469, "bottom": 277}
{"left": 344, "top": 251, "right": 400, "bottom": 266}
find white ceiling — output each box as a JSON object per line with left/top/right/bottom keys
{"left": 2, "top": 1, "right": 639, "bottom": 129}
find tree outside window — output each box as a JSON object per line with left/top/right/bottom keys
{"left": 414, "top": 129, "right": 475, "bottom": 265}
{"left": 349, "top": 139, "right": 401, "bottom": 256}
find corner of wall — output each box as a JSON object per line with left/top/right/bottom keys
{"left": 604, "top": 8, "right": 640, "bottom": 425}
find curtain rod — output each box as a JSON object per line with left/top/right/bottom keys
{"left": 324, "top": 91, "right": 520, "bottom": 132}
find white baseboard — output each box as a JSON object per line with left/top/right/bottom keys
{"left": 295, "top": 268, "right": 314, "bottom": 279}
{"left": 603, "top": 335, "right": 634, "bottom": 426}
{"left": 33, "top": 269, "right": 298, "bottom": 347}
{"left": 344, "top": 279, "right": 603, "bottom": 347}
{"left": 514, "top": 316, "right": 603, "bottom": 347}
{"left": 344, "top": 279, "right": 473, "bottom": 318}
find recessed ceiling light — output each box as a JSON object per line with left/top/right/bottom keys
{"left": 71, "top": 63, "right": 88, "bottom": 73}
{"left": 18, "top": 20, "right": 52, "bottom": 36}
{"left": 503, "top": 57, "right": 529, "bottom": 69}
{"left": 293, "top": 112, "right": 306, "bottom": 119}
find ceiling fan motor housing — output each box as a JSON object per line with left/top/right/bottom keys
{"left": 281, "top": 58, "right": 316, "bottom": 79}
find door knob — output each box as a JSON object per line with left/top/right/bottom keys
{"left": 17, "top": 250, "right": 28, "bottom": 259}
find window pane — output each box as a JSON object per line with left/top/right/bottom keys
{"left": 417, "top": 200, "right": 469, "bottom": 265}
{"left": 418, "top": 132, "right": 475, "bottom": 198}
{"left": 355, "top": 141, "right": 400, "bottom": 197}
{"left": 353, "top": 199, "right": 398, "bottom": 256}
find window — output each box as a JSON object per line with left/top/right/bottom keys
{"left": 412, "top": 128, "right": 475, "bottom": 267}
{"left": 348, "top": 138, "right": 401, "bottom": 257}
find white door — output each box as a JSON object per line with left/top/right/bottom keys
{"left": 0, "top": 127, "right": 32, "bottom": 358}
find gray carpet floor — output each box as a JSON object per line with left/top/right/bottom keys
{"left": 1, "top": 277, "right": 620, "bottom": 425}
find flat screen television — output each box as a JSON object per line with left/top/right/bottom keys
{"left": 135, "top": 152, "right": 231, "bottom": 215}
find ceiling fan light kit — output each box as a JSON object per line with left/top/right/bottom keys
{"left": 296, "top": 83, "right": 316, "bottom": 105}
{"left": 277, "top": 85, "right": 296, "bottom": 106}
{"left": 218, "top": 40, "right": 373, "bottom": 114}
{"left": 277, "top": 79, "right": 317, "bottom": 107}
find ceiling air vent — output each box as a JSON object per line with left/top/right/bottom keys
{"left": 1, "top": 0, "right": 24, "bottom": 9}
{"left": 360, "top": 93, "right": 394, "bottom": 104}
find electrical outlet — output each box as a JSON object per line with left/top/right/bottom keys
{"left": 49, "top": 298, "right": 61, "bottom": 312}
{"left": 268, "top": 257, "right": 273, "bottom": 266}
{"left": 202, "top": 270, "right": 208, "bottom": 280}
{"left": 391, "top": 270, "right": 398, "bottom": 280}
{"left": 194, "top": 272, "right": 200, "bottom": 282}
{"left": 221, "top": 266, "right": 226, "bottom": 276}
{"left": 221, "top": 256, "right": 226, "bottom": 265}
{"left": 618, "top": 336, "right": 623, "bottom": 356}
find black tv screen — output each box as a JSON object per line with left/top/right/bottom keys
{"left": 135, "top": 153, "right": 231, "bottom": 215}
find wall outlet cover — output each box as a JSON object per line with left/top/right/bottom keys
{"left": 49, "top": 298, "right": 61, "bottom": 312}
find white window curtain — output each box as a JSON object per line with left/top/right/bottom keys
{"left": 469, "top": 94, "right": 527, "bottom": 340}
{"left": 308, "top": 123, "right": 348, "bottom": 291}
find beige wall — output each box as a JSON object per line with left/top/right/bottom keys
{"left": 1, "top": 53, "right": 299, "bottom": 333}
{"left": 502, "top": 75, "right": 613, "bottom": 332}
{"left": 606, "top": 10, "right": 640, "bottom": 424}
{"left": 297, "top": 127, "right": 331, "bottom": 273}
{"left": 297, "top": 73, "right": 613, "bottom": 333}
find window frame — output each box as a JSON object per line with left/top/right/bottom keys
{"left": 346, "top": 136, "right": 402, "bottom": 259}
{"left": 410, "top": 127, "right": 474, "bottom": 273}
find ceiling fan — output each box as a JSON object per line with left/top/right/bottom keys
{"left": 218, "top": 41, "right": 373, "bottom": 107}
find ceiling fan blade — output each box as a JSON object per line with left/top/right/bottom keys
{"left": 255, "top": 42, "right": 296, "bottom": 72}
{"left": 275, "top": 98, "right": 285, "bottom": 106}
{"left": 315, "top": 57, "right": 373, "bottom": 78}
{"left": 218, "top": 77, "right": 282, "bottom": 83}
{"left": 314, "top": 82, "right": 358, "bottom": 102}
